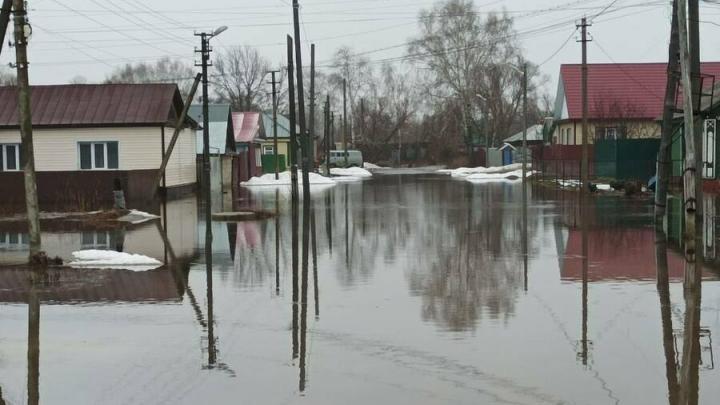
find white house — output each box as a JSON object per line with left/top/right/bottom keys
{"left": 0, "top": 83, "right": 197, "bottom": 208}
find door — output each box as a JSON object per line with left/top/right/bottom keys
{"left": 502, "top": 148, "right": 513, "bottom": 166}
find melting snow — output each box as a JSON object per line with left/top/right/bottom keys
{"left": 241, "top": 171, "right": 336, "bottom": 186}
{"left": 69, "top": 250, "right": 163, "bottom": 271}
{"left": 330, "top": 167, "right": 373, "bottom": 178}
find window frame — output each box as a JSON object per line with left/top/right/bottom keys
{"left": 262, "top": 144, "right": 275, "bottom": 155}
{"left": 78, "top": 141, "right": 119, "bottom": 170}
{"left": 0, "top": 143, "right": 21, "bottom": 172}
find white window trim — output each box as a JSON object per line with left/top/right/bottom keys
{"left": 78, "top": 141, "right": 119, "bottom": 170}
{"left": 1, "top": 143, "right": 21, "bottom": 172}
{"left": 262, "top": 145, "right": 275, "bottom": 155}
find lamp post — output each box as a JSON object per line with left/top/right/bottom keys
{"left": 195, "top": 25, "right": 227, "bottom": 286}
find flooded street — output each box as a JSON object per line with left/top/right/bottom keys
{"left": 1, "top": 173, "right": 719, "bottom": 404}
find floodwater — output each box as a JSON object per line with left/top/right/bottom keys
{"left": 1, "top": 173, "right": 719, "bottom": 404}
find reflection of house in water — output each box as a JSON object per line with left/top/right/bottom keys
{"left": 560, "top": 228, "right": 719, "bottom": 282}
{"left": 0, "top": 268, "right": 182, "bottom": 303}
{"left": 0, "top": 197, "right": 198, "bottom": 266}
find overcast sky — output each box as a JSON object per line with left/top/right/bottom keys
{"left": 3, "top": 0, "right": 720, "bottom": 97}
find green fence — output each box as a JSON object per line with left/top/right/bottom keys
{"left": 594, "top": 138, "right": 660, "bottom": 181}
{"left": 261, "top": 154, "right": 286, "bottom": 173}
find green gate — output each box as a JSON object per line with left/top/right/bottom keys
{"left": 261, "top": 154, "right": 286, "bottom": 173}
{"left": 594, "top": 138, "right": 661, "bottom": 181}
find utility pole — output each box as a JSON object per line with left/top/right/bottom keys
{"left": 324, "top": 95, "right": 330, "bottom": 176}
{"left": 656, "top": 0, "right": 681, "bottom": 223}
{"left": 678, "top": 0, "right": 699, "bottom": 284}
{"left": 268, "top": 70, "right": 281, "bottom": 179}
{"left": 689, "top": 0, "right": 702, "bottom": 221}
{"left": 196, "top": 32, "right": 211, "bottom": 256}
{"left": 309, "top": 44, "right": 316, "bottom": 170}
{"left": 0, "top": 0, "right": 12, "bottom": 56}
{"left": 343, "top": 78, "right": 348, "bottom": 167}
{"left": 360, "top": 98, "right": 365, "bottom": 143}
{"left": 578, "top": 17, "right": 591, "bottom": 191}
{"left": 521, "top": 63, "right": 528, "bottom": 182}
{"left": 287, "top": 35, "right": 299, "bottom": 201}
{"left": 12, "top": 0, "right": 41, "bottom": 261}
{"left": 292, "top": 0, "right": 311, "bottom": 197}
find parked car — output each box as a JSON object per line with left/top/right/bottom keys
{"left": 328, "top": 150, "right": 363, "bottom": 167}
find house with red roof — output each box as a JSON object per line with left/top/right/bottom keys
{"left": 552, "top": 62, "right": 720, "bottom": 145}
{"left": 0, "top": 83, "right": 197, "bottom": 209}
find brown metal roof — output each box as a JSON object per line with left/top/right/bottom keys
{"left": 0, "top": 83, "right": 186, "bottom": 128}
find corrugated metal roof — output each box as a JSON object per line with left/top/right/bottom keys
{"left": 559, "top": 62, "right": 720, "bottom": 120}
{"left": 0, "top": 83, "right": 187, "bottom": 128}
{"left": 190, "top": 104, "right": 233, "bottom": 153}
{"left": 232, "top": 112, "right": 260, "bottom": 143}
{"left": 259, "top": 111, "right": 295, "bottom": 139}
{"left": 504, "top": 124, "right": 544, "bottom": 143}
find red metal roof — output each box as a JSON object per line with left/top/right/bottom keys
{"left": 0, "top": 83, "right": 184, "bottom": 128}
{"left": 560, "top": 62, "right": 720, "bottom": 120}
{"left": 232, "top": 112, "right": 260, "bottom": 143}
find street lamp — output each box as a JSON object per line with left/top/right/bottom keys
{"left": 195, "top": 25, "right": 227, "bottom": 270}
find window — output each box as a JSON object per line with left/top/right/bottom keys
{"left": 0, "top": 143, "right": 21, "bottom": 171}
{"left": 81, "top": 231, "right": 110, "bottom": 249}
{"left": 0, "top": 232, "right": 28, "bottom": 250}
{"left": 262, "top": 145, "right": 275, "bottom": 155}
{"left": 78, "top": 141, "right": 118, "bottom": 170}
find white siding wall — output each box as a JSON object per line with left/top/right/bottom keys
{"left": 163, "top": 126, "right": 197, "bottom": 187}
{"left": 0, "top": 126, "right": 196, "bottom": 187}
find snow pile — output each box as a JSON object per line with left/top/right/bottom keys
{"left": 330, "top": 167, "right": 373, "bottom": 178}
{"left": 363, "top": 162, "right": 385, "bottom": 169}
{"left": 117, "top": 209, "right": 160, "bottom": 224}
{"left": 438, "top": 163, "right": 531, "bottom": 178}
{"left": 241, "top": 171, "right": 336, "bottom": 186}
{"left": 69, "top": 250, "right": 163, "bottom": 271}
{"left": 466, "top": 169, "right": 535, "bottom": 183}
{"left": 596, "top": 183, "right": 612, "bottom": 191}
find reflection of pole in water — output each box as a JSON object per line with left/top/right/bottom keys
{"left": 325, "top": 192, "right": 333, "bottom": 254}
{"left": 299, "top": 198, "right": 311, "bottom": 392}
{"left": 679, "top": 259, "right": 702, "bottom": 405}
{"left": 579, "top": 192, "right": 589, "bottom": 367}
{"left": 276, "top": 189, "right": 280, "bottom": 296}
{"left": 522, "top": 180, "right": 528, "bottom": 292}
{"left": 310, "top": 201, "right": 320, "bottom": 319}
{"left": 206, "top": 233, "right": 216, "bottom": 366}
{"left": 344, "top": 184, "right": 349, "bottom": 267}
{"left": 291, "top": 185, "right": 300, "bottom": 360}
{"left": 27, "top": 278, "right": 40, "bottom": 405}
{"left": 655, "top": 229, "right": 679, "bottom": 405}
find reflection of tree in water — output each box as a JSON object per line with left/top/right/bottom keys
{"left": 404, "top": 182, "right": 534, "bottom": 331}
{"left": 238, "top": 177, "right": 539, "bottom": 331}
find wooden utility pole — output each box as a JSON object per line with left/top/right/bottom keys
{"left": 268, "top": 70, "right": 281, "bottom": 179}
{"left": 677, "top": 0, "right": 698, "bottom": 274}
{"left": 689, "top": 0, "right": 702, "bottom": 221}
{"left": 154, "top": 74, "right": 202, "bottom": 192}
{"left": 343, "top": 78, "right": 348, "bottom": 167}
{"left": 12, "top": 0, "right": 41, "bottom": 261}
{"left": 292, "top": 0, "right": 311, "bottom": 198}
{"left": 0, "top": 0, "right": 12, "bottom": 56}
{"left": 309, "top": 44, "right": 316, "bottom": 170}
{"left": 324, "top": 95, "right": 330, "bottom": 176}
{"left": 360, "top": 98, "right": 365, "bottom": 143}
{"left": 578, "top": 17, "right": 591, "bottom": 191}
{"left": 655, "top": 0, "right": 680, "bottom": 223}
{"left": 287, "top": 35, "right": 299, "bottom": 200}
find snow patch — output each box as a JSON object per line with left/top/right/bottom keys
{"left": 69, "top": 249, "right": 163, "bottom": 271}
{"left": 363, "top": 162, "right": 384, "bottom": 169}
{"left": 330, "top": 167, "right": 373, "bottom": 178}
{"left": 465, "top": 170, "right": 535, "bottom": 183}
{"left": 241, "top": 171, "right": 336, "bottom": 187}
{"left": 438, "top": 163, "right": 531, "bottom": 178}
{"left": 117, "top": 209, "right": 160, "bottom": 224}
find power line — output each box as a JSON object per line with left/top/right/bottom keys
{"left": 538, "top": 28, "right": 579, "bottom": 67}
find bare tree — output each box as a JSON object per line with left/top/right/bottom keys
{"left": 105, "top": 57, "right": 194, "bottom": 97}
{"left": 409, "top": 0, "right": 539, "bottom": 153}
{"left": 68, "top": 75, "right": 88, "bottom": 84}
{"left": 214, "top": 45, "right": 271, "bottom": 111}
